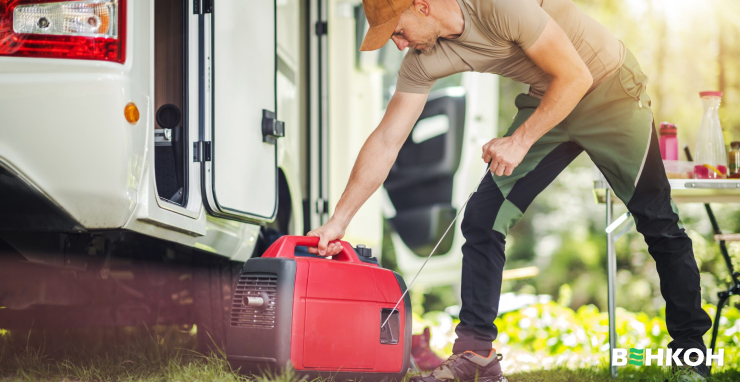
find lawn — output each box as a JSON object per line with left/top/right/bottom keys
{"left": 1, "top": 326, "right": 739, "bottom": 382}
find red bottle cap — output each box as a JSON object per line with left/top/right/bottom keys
{"left": 699, "top": 91, "right": 723, "bottom": 98}
{"left": 659, "top": 122, "right": 677, "bottom": 135}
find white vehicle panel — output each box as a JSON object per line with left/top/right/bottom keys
{"left": 205, "top": 0, "right": 278, "bottom": 221}
{"left": 0, "top": 0, "right": 146, "bottom": 230}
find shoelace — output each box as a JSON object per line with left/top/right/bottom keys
{"left": 421, "top": 354, "right": 462, "bottom": 378}
{"left": 422, "top": 352, "right": 503, "bottom": 379}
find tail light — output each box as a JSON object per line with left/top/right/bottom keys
{"left": 0, "top": 0, "right": 125, "bottom": 63}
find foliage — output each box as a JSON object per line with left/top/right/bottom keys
{"left": 413, "top": 301, "right": 740, "bottom": 373}
{"left": 491, "top": 0, "right": 740, "bottom": 318}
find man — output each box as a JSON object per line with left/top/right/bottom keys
{"left": 307, "top": 0, "right": 713, "bottom": 381}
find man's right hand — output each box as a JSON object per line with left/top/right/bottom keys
{"left": 306, "top": 218, "right": 347, "bottom": 257}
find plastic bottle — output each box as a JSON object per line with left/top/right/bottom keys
{"left": 659, "top": 122, "right": 678, "bottom": 160}
{"left": 694, "top": 91, "right": 727, "bottom": 179}
{"left": 729, "top": 142, "right": 740, "bottom": 178}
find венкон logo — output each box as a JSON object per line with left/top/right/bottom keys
{"left": 612, "top": 348, "right": 724, "bottom": 367}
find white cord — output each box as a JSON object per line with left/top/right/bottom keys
{"left": 381, "top": 163, "right": 492, "bottom": 331}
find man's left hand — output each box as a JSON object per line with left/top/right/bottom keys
{"left": 482, "top": 136, "right": 531, "bottom": 176}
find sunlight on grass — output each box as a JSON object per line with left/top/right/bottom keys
{"left": 1, "top": 326, "right": 739, "bottom": 381}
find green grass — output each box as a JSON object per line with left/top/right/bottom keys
{"left": 1, "top": 327, "right": 738, "bottom": 382}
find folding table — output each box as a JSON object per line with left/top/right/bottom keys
{"left": 593, "top": 177, "right": 740, "bottom": 378}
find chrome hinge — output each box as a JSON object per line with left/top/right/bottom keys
{"left": 193, "top": 0, "right": 211, "bottom": 14}
{"left": 193, "top": 141, "right": 211, "bottom": 162}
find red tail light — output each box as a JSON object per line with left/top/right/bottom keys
{"left": 0, "top": 0, "right": 125, "bottom": 63}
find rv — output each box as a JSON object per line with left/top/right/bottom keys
{"left": 0, "top": 0, "right": 340, "bottom": 348}
{"left": 0, "top": 0, "right": 498, "bottom": 347}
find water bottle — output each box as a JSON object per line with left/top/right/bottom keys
{"left": 694, "top": 91, "right": 727, "bottom": 179}
{"left": 659, "top": 122, "right": 678, "bottom": 160}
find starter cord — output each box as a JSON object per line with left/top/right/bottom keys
{"left": 381, "top": 161, "right": 493, "bottom": 333}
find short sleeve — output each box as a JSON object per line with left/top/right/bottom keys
{"left": 490, "top": 0, "right": 549, "bottom": 50}
{"left": 395, "top": 50, "right": 436, "bottom": 94}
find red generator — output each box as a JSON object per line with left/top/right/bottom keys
{"left": 225, "top": 235, "right": 412, "bottom": 381}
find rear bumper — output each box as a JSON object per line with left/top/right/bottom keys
{"left": 0, "top": 164, "right": 83, "bottom": 232}
{"left": 0, "top": 61, "right": 148, "bottom": 230}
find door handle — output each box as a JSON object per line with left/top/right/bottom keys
{"left": 262, "top": 109, "right": 285, "bottom": 145}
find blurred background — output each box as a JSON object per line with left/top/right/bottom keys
{"left": 340, "top": 0, "right": 740, "bottom": 370}
{"left": 341, "top": 0, "right": 740, "bottom": 314}
{"left": 3, "top": 0, "right": 740, "bottom": 377}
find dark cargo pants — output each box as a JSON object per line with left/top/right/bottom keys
{"left": 453, "top": 49, "right": 713, "bottom": 354}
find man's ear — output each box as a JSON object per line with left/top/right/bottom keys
{"left": 413, "top": 0, "right": 431, "bottom": 17}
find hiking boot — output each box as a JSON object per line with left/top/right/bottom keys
{"left": 671, "top": 356, "right": 710, "bottom": 382}
{"left": 409, "top": 350, "right": 507, "bottom": 382}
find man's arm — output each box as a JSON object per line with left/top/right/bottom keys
{"left": 307, "top": 90, "right": 428, "bottom": 256}
{"left": 483, "top": 17, "right": 593, "bottom": 176}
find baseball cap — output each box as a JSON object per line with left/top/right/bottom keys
{"left": 360, "top": 0, "right": 414, "bottom": 51}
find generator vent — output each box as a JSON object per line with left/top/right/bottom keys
{"left": 230, "top": 273, "right": 277, "bottom": 329}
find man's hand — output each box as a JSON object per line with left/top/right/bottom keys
{"left": 306, "top": 218, "right": 346, "bottom": 257}
{"left": 482, "top": 136, "right": 531, "bottom": 176}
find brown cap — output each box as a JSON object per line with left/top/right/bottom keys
{"left": 360, "top": 0, "right": 414, "bottom": 51}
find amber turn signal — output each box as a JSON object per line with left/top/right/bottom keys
{"left": 124, "top": 102, "right": 140, "bottom": 124}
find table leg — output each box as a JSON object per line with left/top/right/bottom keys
{"left": 606, "top": 192, "right": 618, "bottom": 379}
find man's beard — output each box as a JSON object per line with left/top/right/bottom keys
{"left": 413, "top": 34, "right": 439, "bottom": 54}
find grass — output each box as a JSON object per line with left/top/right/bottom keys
{"left": 1, "top": 327, "right": 739, "bottom": 382}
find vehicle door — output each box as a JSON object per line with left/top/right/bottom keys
{"left": 199, "top": 0, "right": 283, "bottom": 223}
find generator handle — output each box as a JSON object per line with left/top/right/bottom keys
{"left": 262, "top": 235, "right": 361, "bottom": 264}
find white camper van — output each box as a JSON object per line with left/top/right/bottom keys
{"left": 0, "top": 0, "right": 343, "bottom": 347}
{"left": 0, "top": 0, "right": 498, "bottom": 347}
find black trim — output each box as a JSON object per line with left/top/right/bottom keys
{"left": 317, "top": 0, "right": 328, "bottom": 226}
{"left": 379, "top": 308, "right": 400, "bottom": 345}
{"left": 180, "top": 3, "right": 190, "bottom": 207}
{"left": 0, "top": 165, "right": 84, "bottom": 232}
{"left": 393, "top": 271, "right": 412, "bottom": 380}
{"left": 353, "top": 246, "right": 380, "bottom": 265}
{"left": 302, "top": 0, "right": 312, "bottom": 234}
{"left": 226, "top": 258, "right": 297, "bottom": 373}
{"left": 197, "top": 13, "right": 204, "bottom": 142}
{"left": 200, "top": 0, "right": 280, "bottom": 223}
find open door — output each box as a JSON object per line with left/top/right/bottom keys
{"left": 200, "top": 0, "right": 283, "bottom": 222}
{"left": 384, "top": 90, "right": 466, "bottom": 257}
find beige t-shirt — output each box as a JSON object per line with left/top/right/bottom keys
{"left": 396, "top": 0, "right": 626, "bottom": 98}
